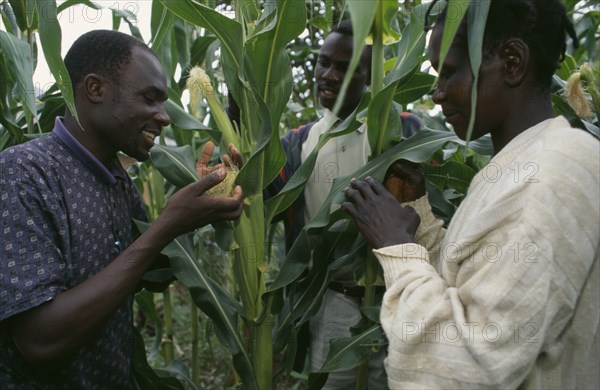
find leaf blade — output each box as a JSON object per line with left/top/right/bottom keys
{"left": 35, "top": 0, "right": 77, "bottom": 123}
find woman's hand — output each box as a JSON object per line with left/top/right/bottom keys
{"left": 341, "top": 177, "right": 420, "bottom": 249}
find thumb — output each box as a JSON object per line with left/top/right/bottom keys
{"left": 194, "top": 167, "right": 226, "bottom": 194}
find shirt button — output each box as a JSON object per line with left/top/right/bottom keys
{"left": 341, "top": 146, "right": 346, "bottom": 152}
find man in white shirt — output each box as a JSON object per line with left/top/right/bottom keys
{"left": 272, "top": 20, "right": 421, "bottom": 388}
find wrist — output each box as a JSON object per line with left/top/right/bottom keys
{"left": 379, "top": 233, "right": 413, "bottom": 249}
{"left": 141, "top": 218, "right": 177, "bottom": 251}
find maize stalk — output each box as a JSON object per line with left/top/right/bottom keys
{"left": 189, "top": 66, "right": 272, "bottom": 388}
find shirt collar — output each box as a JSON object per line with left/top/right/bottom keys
{"left": 52, "top": 117, "right": 127, "bottom": 185}
{"left": 322, "top": 108, "right": 366, "bottom": 134}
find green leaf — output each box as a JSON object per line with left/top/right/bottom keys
{"left": 264, "top": 95, "right": 370, "bottom": 224}
{"left": 35, "top": 0, "right": 78, "bottom": 124}
{"left": 244, "top": 0, "right": 306, "bottom": 131}
{"left": 464, "top": 0, "right": 490, "bottom": 147}
{"left": 131, "top": 327, "right": 184, "bottom": 390}
{"left": 367, "top": 0, "right": 402, "bottom": 45}
{"left": 172, "top": 20, "right": 191, "bottom": 78}
{"left": 318, "top": 325, "right": 385, "bottom": 372}
{"left": 368, "top": 82, "right": 401, "bottom": 153}
{"left": 149, "top": 144, "right": 198, "bottom": 188}
{"left": 0, "top": 55, "right": 23, "bottom": 144}
{"left": 231, "top": 199, "right": 265, "bottom": 319}
{"left": 464, "top": 134, "right": 494, "bottom": 155}
{"left": 273, "top": 213, "right": 362, "bottom": 355}
{"left": 269, "top": 128, "right": 462, "bottom": 292}
{"left": 551, "top": 94, "right": 599, "bottom": 138}
{"left": 424, "top": 179, "right": 456, "bottom": 222}
{"left": 169, "top": 237, "right": 256, "bottom": 389}
{"left": 164, "top": 98, "right": 221, "bottom": 140}
{"left": 307, "top": 372, "right": 329, "bottom": 389}
{"left": 0, "top": 130, "right": 12, "bottom": 150}
{"left": 555, "top": 54, "right": 578, "bottom": 80}
{"left": 0, "top": 30, "right": 35, "bottom": 129}
{"left": 134, "top": 220, "right": 258, "bottom": 389}
{"left": 8, "top": 0, "right": 28, "bottom": 31}
{"left": 393, "top": 72, "right": 436, "bottom": 105}
{"left": 159, "top": 0, "right": 243, "bottom": 88}
{"left": 1, "top": 2, "right": 20, "bottom": 35}
{"left": 580, "top": 120, "right": 600, "bottom": 139}
{"left": 190, "top": 35, "right": 217, "bottom": 68}
{"left": 269, "top": 129, "right": 458, "bottom": 291}
{"left": 111, "top": 6, "right": 143, "bottom": 39}
{"left": 154, "top": 360, "right": 200, "bottom": 390}
{"left": 332, "top": 1, "right": 376, "bottom": 118}
{"left": 423, "top": 160, "right": 477, "bottom": 195}
{"left": 437, "top": 0, "right": 470, "bottom": 78}
{"left": 236, "top": 0, "right": 260, "bottom": 23}
{"left": 232, "top": 81, "right": 283, "bottom": 194}
{"left": 234, "top": 0, "right": 306, "bottom": 194}
{"left": 165, "top": 99, "right": 211, "bottom": 130}
{"left": 309, "top": 15, "right": 331, "bottom": 33}
{"left": 57, "top": 0, "right": 101, "bottom": 14}
{"left": 134, "top": 290, "right": 164, "bottom": 357}
{"left": 150, "top": 0, "right": 173, "bottom": 51}
{"left": 370, "top": 4, "right": 429, "bottom": 155}
{"left": 213, "top": 221, "right": 236, "bottom": 251}
{"left": 25, "top": 0, "right": 36, "bottom": 30}
{"left": 389, "top": 4, "right": 430, "bottom": 79}
{"left": 361, "top": 306, "right": 381, "bottom": 324}
{"left": 37, "top": 95, "right": 65, "bottom": 132}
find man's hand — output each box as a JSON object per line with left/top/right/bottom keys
{"left": 341, "top": 177, "right": 420, "bottom": 250}
{"left": 7, "top": 153, "right": 243, "bottom": 370}
{"left": 157, "top": 168, "right": 243, "bottom": 240}
{"left": 384, "top": 160, "right": 425, "bottom": 203}
{"left": 196, "top": 141, "right": 243, "bottom": 180}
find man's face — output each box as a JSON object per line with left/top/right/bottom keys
{"left": 96, "top": 47, "right": 170, "bottom": 162}
{"left": 315, "top": 32, "right": 369, "bottom": 119}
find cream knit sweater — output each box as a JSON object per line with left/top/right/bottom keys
{"left": 374, "top": 117, "right": 599, "bottom": 389}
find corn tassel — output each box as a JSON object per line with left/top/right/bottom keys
{"left": 187, "top": 66, "right": 241, "bottom": 148}
{"left": 564, "top": 63, "right": 598, "bottom": 121}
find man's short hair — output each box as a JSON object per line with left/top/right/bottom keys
{"left": 330, "top": 19, "right": 354, "bottom": 36}
{"left": 329, "top": 20, "right": 372, "bottom": 79}
{"left": 64, "top": 30, "right": 150, "bottom": 87}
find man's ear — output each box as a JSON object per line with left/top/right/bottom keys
{"left": 501, "top": 39, "right": 529, "bottom": 88}
{"left": 82, "top": 74, "right": 105, "bottom": 103}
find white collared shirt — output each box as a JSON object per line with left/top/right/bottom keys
{"left": 301, "top": 109, "right": 371, "bottom": 222}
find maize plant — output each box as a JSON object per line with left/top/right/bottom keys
{"left": 148, "top": 0, "right": 480, "bottom": 387}
{"left": 1, "top": 0, "right": 598, "bottom": 389}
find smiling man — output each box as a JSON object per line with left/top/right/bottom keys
{"left": 258, "top": 20, "right": 422, "bottom": 388}
{"left": 0, "top": 30, "right": 243, "bottom": 387}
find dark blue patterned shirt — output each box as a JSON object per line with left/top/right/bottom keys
{"left": 0, "top": 118, "right": 147, "bottom": 388}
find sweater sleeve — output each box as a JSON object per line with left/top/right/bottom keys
{"left": 403, "top": 195, "right": 446, "bottom": 263}
{"left": 373, "top": 145, "right": 599, "bottom": 389}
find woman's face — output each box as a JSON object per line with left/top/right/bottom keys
{"left": 428, "top": 24, "right": 507, "bottom": 142}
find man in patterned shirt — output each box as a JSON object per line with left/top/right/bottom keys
{"left": 0, "top": 30, "right": 243, "bottom": 387}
